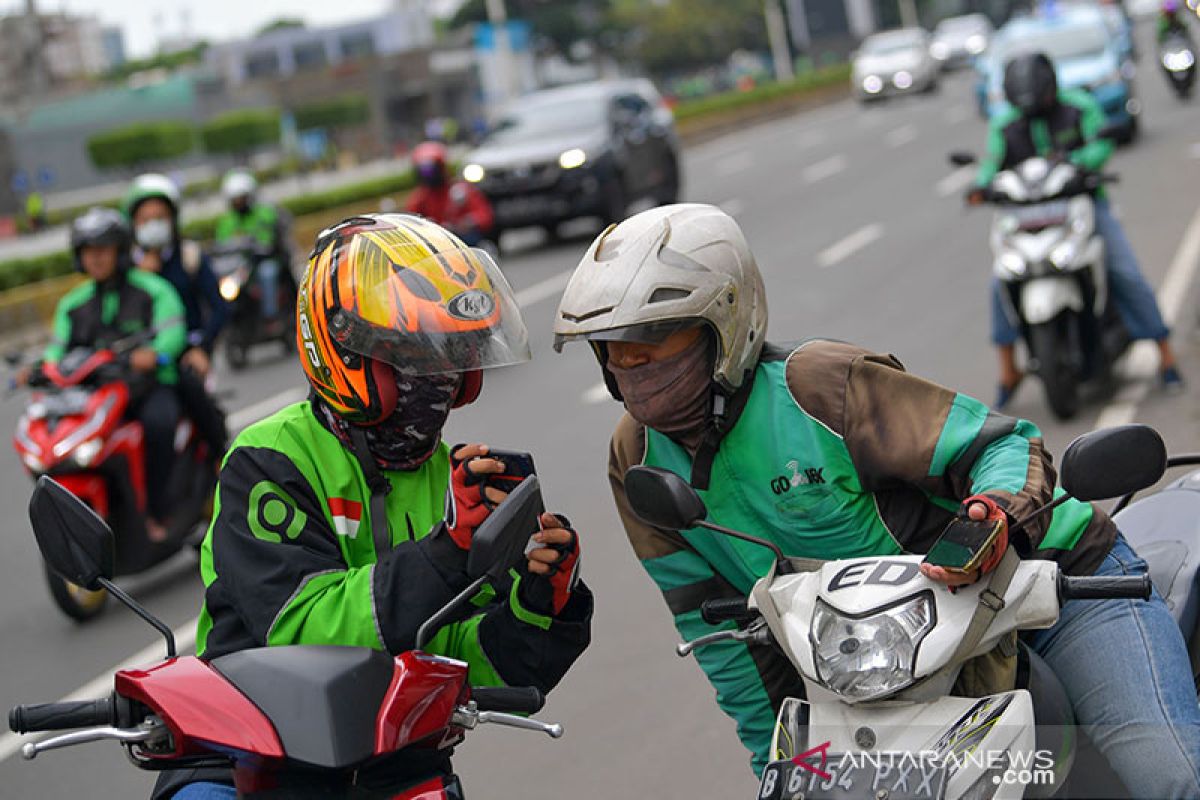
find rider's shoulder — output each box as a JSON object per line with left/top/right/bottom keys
{"left": 610, "top": 411, "right": 647, "bottom": 474}
{"left": 125, "top": 267, "right": 176, "bottom": 295}
{"left": 1058, "top": 87, "right": 1097, "bottom": 111}
{"left": 59, "top": 279, "right": 96, "bottom": 306}
{"left": 228, "top": 400, "right": 333, "bottom": 470}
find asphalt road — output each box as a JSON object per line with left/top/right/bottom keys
{"left": 3, "top": 37, "right": 1200, "bottom": 798}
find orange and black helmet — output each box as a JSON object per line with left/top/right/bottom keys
{"left": 296, "top": 213, "right": 530, "bottom": 424}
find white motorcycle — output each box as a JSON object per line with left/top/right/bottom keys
{"left": 952, "top": 153, "right": 1127, "bottom": 420}
{"left": 625, "top": 424, "right": 1200, "bottom": 799}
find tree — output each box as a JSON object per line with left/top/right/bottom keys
{"left": 613, "top": 0, "right": 773, "bottom": 77}
{"left": 103, "top": 43, "right": 208, "bottom": 82}
{"left": 257, "top": 17, "right": 305, "bottom": 37}
{"left": 293, "top": 95, "right": 370, "bottom": 132}
{"left": 200, "top": 108, "right": 282, "bottom": 158}
{"left": 86, "top": 120, "right": 194, "bottom": 171}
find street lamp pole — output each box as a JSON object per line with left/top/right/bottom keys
{"left": 485, "top": 0, "right": 517, "bottom": 104}
{"left": 765, "top": 0, "right": 795, "bottom": 81}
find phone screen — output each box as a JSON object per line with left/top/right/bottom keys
{"left": 923, "top": 518, "right": 1003, "bottom": 572}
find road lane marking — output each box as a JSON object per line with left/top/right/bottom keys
{"left": 0, "top": 617, "right": 200, "bottom": 763}
{"left": 719, "top": 197, "right": 745, "bottom": 216}
{"left": 1095, "top": 201, "right": 1200, "bottom": 428}
{"left": 817, "top": 223, "right": 884, "bottom": 268}
{"left": 944, "top": 105, "right": 972, "bottom": 125}
{"left": 803, "top": 154, "right": 847, "bottom": 184}
{"left": 515, "top": 270, "right": 573, "bottom": 307}
{"left": 885, "top": 124, "right": 918, "bottom": 148}
{"left": 227, "top": 386, "right": 309, "bottom": 431}
{"left": 1189, "top": 142, "right": 1200, "bottom": 159}
{"left": 582, "top": 381, "right": 610, "bottom": 404}
{"left": 936, "top": 166, "right": 976, "bottom": 197}
{"left": 715, "top": 150, "right": 754, "bottom": 176}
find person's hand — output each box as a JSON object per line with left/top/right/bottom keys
{"left": 964, "top": 187, "right": 987, "bottom": 206}
{"left": 445, "top": 443, "right": 507, "bottom": 549}
{"left": 129, "top": 348, "right": 159, "bottom": 373}
{"left": 522, "top": 512, "right": 581, "bottom": 615}
{"left": 919, "top": 496, "right": 1009, "bottom": 589}
{"left": 180, "top": 347, "right": 210, "bottom": 377}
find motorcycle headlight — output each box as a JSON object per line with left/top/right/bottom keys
{"left": 1049, "top": 240, "right": 1078, "bottom": 269}
{"left": 72, "top": 438, "right": 102, "bottom": 468}
{"left": 1164, "top": 50, "right": 1196, "bottom": 71}
{"left": 219, "top": 274, "right": 242, "bottom": 301}
{"left": 811, "top": 594, "right": 934, "bottom": 702}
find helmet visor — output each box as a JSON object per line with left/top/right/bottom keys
{"left": 330, "top": 247, "right": 531, "bottom": 376}
{"left": 553, "top": 319, "right": 702, "bottom": 352}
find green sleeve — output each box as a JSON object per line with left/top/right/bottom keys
{"left": 425, "top": 613, "right": 505, "bottom": 688}
{"left": 43, "top": 293, "right": 76, "bottom": 363}
{"left": 144, "top": 274, "right": 187, "bottom": 360}
{"left": 1066, "top": 91, "right": 1113, "bottom": 171}
{"left": 213, "top": 213, "right": 235, "bottom": 242}
{"left": 975, "top": 113, "right": 1010, "bottom": 187}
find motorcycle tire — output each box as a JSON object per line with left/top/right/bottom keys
{"left": 43, "top": 562, "right": 107, "bottom": 622}
{"left": 1029, "top": 319, "right": 1081, "bottom": 420}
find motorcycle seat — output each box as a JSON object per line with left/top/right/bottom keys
{"left": 1113, "top": 471, "right": 1200, "bottom": 641}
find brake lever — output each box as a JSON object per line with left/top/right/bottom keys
{"left": 452, "top": 702, "right": 563, "bottom": 738}
{"left": 21, "top": 719, "right": 163, "bottom": 760}
{"left": 676, "top": 619, "right": 770, "bottom": 657}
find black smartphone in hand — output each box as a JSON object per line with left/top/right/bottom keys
{"left": 923, "top": 517, "right": 1004, "bottom": 574}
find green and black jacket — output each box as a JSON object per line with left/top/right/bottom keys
{"left": 609, "top": 340, "right": 1116, "bottom": 773}
{"left": 196, "top": 400, "right": 592, "bottom": 695}
{"left": 44, "top": 269, "right": 186, "bottom": 384}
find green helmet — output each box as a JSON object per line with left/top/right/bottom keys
{"left": 123, "top": 173, "right": 181, "bottom": 220}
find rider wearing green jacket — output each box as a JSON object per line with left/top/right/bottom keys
{"left": 214, "top": 169, "right": 292, "bottom": 323}
{"left": 554, "top": 203, "right": 1200, "bottom": 796}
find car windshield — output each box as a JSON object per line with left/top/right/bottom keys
{"left": 935, "top": 16, "right": 986, "bottom": 35}
{"left": 995, "top": 22, "right": 1110, "bottom": 63}
{"left": 484, "top": 96, "right": 609, "bottom": 144}
{"left": 862, "top": 32, "right": 924, "bottom": 54}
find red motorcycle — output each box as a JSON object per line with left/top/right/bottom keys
{"left": 12, "top": 340, "right": 216, "bottom": 620}
{"left": 9, "top": 475, "right": 562, "bottom": 799}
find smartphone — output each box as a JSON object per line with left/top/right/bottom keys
{"left": 923, "top": 517, "right": 1005, "bottom": 573}
{"left": 482, "top": 449, "right": 537, "bottom": 493}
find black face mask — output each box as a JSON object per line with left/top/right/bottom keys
{"left": 607, "top": 334, "right": 715, "bottom": 452}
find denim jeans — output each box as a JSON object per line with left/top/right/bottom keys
{"left": 1022, "top": 534, "right": 1200, "bottom": 799}
{"left": 257, "top": 258, "right": 279, "bottom": 319}
{"left": 991, "top": 198, "right": 1171, "bottom": 346}
{"left": 171, "top": 784, "right": 236, "bottom": 799}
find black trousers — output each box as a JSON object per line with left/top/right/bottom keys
{"left": 177, "top": 365, "right": 228, "bottom": 460}
{"left": 130, "top": 384, "right": 180, "bottom": 521}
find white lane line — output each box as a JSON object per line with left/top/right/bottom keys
{"left": 1188, "top": 142, "right": 1200, "bottom": 159}
{"left": 0, "top": 618, "right": 200, "bottom": 763}
{"left": 885, "top": 124, "right": 918, "bottom": 148}
{"left": 719, "top": 197, "right": 746, "bottom": 217}
{"left": 944, "top": 105, "right": 971, "bottom": 125}
{"left": 803, "top": 154, "right": 848, "bottom": 184}
{"left": 582, "top": 381, "right": 610, "bottom": 404}
{"left": 0, "top": 263, "right": 584, "bottom": 765}
{"left": 936, "top": 166, "right": 976, "bottom": 197}
{"left": 817, "top": 223, "right": 884, "bottom": 268}
{"left": 715, "top": 150, "right": 754, "bottom": 177}
{"left": 1095, "top": 202, "right": 1200, "bottom": 429}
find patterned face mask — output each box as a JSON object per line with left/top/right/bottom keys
{"left": 317, "top": 367, "right": 462, "bottom": 471}
{"left": 607, "top": 333, "right": 715, "bottom": 451}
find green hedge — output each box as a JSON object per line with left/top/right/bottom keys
{"left": 0, "top": 251, "right": 74, "bottom": 292}
{"left": 294, "top": 95, "right": 370, "bottom": 132}
{"left": 671, "top": 63, "right": 852, "bottom": 123}
{"left": 200, "top": 108, "right": 283, "bottom": 156}
{"left": 86, "top": 120, "right": 195, "bottom": 171}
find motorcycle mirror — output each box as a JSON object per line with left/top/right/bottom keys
{"left": 28, "top": 476, "right": 114, "bottom": 591}
{"left": 948, "top": 151, "right": 977, "bottom": 167}
{"left": 624, "top": 466, "right": 708, "bottom": 531}
{"left": 467, "top": 475, "right": 544, "bottom": 581}
{"left": 1060, "top": 425, "right": 1167, "bottom": 501}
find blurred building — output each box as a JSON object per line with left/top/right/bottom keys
{"left": 0, "top": 7, "right": 118, "bottom": 107}
{"left": 101, "top": 26, "right": 126, "bottom": 70}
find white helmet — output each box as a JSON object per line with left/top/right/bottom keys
{"left": 553, "top": 203, "right": 767, "bottom": 392}
{"left": 221, "top": 169, "right": 257, "bottom": 202}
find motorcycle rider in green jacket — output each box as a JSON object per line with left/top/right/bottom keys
{"left": 553, "top": 203, "right": 1200, "bottom": 796}
{"left": 163, "top": 214, "right": 592, "bottom": 799}
{"left": 214, "top": 169, "right": 292, "bottom": 327}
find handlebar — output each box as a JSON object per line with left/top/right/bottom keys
{"left": 1058, "top": 574, "right": 1152, "bottom": 603}
{"left": 471, "top": 686, "right": 545, "bottom": 715}
{"left": 9, "top": 697, "right": 116, "bottom": 734}
{"left": 978, "top": 171, "right": 1118, "bottom": 206}
{"left": 700, "top": 597, "right": 757, "bottom": 625}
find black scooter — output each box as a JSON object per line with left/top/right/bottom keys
{"left": 210, "top": 236, "right": 297, "bottom": 370}
{"left": 1161, "top": 32, "right": 1196, "bottom": 99}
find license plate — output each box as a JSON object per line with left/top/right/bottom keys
{"left": 758, "top": 754, "right": 947, "bottom": 800}
{"left": 496, "top": 196, "right": 555, "bottom": 219}
{"left": 1012, "top": 201, "right": 1069, "bottom": 231}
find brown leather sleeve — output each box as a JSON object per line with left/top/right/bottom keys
{"left": 608, "top": 412, "right": 693, "bottom": 562}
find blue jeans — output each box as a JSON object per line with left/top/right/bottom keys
{"left": 991, "top": 199, "right": 1171, "bottom": 346}
{"left": 171, "top": 784, "right": 236, "bottom": 799}
{"left": 257, "top": 258, "right": 279, "bottom": 319}
{"left": 1022, "top": 534, "right": 1200, "bottom": 798}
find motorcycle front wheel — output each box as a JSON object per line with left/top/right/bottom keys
{"left": 1029, "top": 317, "right": 1081, "bottom": 420}
{"left": 43, "top": 562, "right": 107, "bottom": 621}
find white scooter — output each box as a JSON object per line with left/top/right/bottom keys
{"left": 951, "top": 152, "right": 1127, "bottom": 421}
{"left": 625, "top": 425, "right": 1199, "bottom": 799}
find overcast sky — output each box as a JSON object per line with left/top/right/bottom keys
{"left": 0, "top": 0, "right": 465, "bottom": 58}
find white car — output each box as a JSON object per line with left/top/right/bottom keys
{"left": 853, "top": 28, "right": 940, "bottom": 101}
{"left": 930, "top": 13, "right": 993, "bottom": 69}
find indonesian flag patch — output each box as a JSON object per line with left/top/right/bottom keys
{"left": 327, "top": 497, "right": 363, "bottom": 538}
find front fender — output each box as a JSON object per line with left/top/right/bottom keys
{"left": 1020, "top": 278, "right": 1083, "bottom": 325}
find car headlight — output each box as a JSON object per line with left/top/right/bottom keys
{"left": 966, "top": 35, "right": 987, "bottom": 54}
{"left": 462, "top": 163, "right": 485, "bottom": 183}
{"left": 72, "top": 438, "right": 102, "bottom": 468}
{"left": 558, "top": 148, "right": 587, "bottom": 170}
{"left": 21, "top": 452, "right": 44, "bottom": 473}
{"left": 811, "top": 594, "right": 934, "bottom": 702}
{"left": 219, "top": 274, "right": 242, "bottom": 301}
{"left": 1050, "top": 240, "right": 1078, "bottom": 268}
{"left": 998, "top": 251, "right": 1027, "bottom": 276}
{"left": 894, "top": 71, "right": 913, "bottom": 89}
{"left": 862, "top": 75, "right": 884, "bottom": 93}
{"left": 931, "top": 42, "right": 949, "bottom": 59}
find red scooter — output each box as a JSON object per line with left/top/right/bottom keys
{"left": 9, "top": 475, "right": 563, "bottom": 798}
{"left": 12, "top": 338, "right": 216, "bottom": 620}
